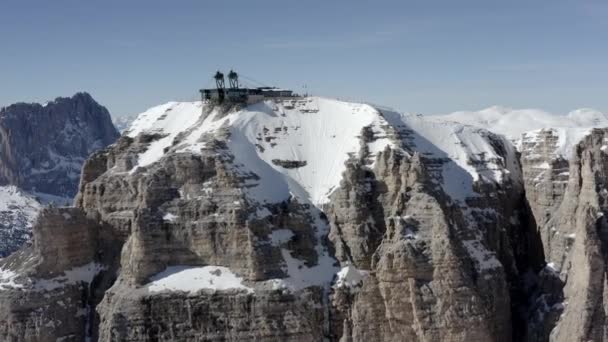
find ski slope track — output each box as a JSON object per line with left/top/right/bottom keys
{"left": 126, "top": 97, "right": 519, "bottom": 206}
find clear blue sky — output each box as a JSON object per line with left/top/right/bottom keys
{"left": 1, "top": 0, "right": 606, "bottom": 117}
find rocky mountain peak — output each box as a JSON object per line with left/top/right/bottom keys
{"left": 0, "top": 92, "right": 119, "bottom": 257}
{"left": 0, "top": 97, "right": 536, "bottom": 341}
{"left": 0, "top": 92, "right": 119, "bottom": 198}
{"left": 0, "top": 97, "right": 606, "bottom": 341}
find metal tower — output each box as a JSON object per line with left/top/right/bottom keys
{"left": 228, "top": 70, "right": 239, "bottom": 89}
{"left": 214, "top": 71, "right": 225, "bottom": 90}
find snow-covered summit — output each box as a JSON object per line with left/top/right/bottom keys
{"left": 125, "top": 97, "right": 519, "bottom": 205}
{"left": 432, "top": 106, "right": 608, "bottom": 159}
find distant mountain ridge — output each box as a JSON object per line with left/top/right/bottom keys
{"left": 0, "top": 92, "right": 119, "bottom": 256}
{"left": 112, "top": 113, "right": 138, "bottom": 132}
{"left": 431, "top": 106, "right": 608, "bottom": 159}
{"left": 0, "top": 92, "right": 119, "bottom": 197}
{"left": 433, "top": 106, "right": 607, "bottom": 138}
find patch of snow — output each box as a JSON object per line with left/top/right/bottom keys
{"left": 545, "top": 262, "right": 559, "bottom": 273}
{"left": 335, "top": 265, "right": 368, "bottom": 289}
{"left": 0, "top": 268, "right": 22, "bottom": 289}
{"left": 536, "top": 162, "right": 551, "bottom": 169}
{"left": 146, "top": 266, "right": 252, "bottom": 293}
{"left": 0, "top": 262, "right": 104, "bottom": 291}
{"left": 267, "top": 248, "right": 339, "bottom": 292}
{"left": 268, "top": 229, "right": 294, "bottom": 245}
{"left": 163, "top": 213, "right": 177, "bottom": 222}
{"left": 263, "top": 211, "right": 339, "bottom": 292}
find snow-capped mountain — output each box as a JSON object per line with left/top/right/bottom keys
{"left": 0, "top": 93, "right": 119, "bottom": 256}
{"left": 112, "top": 113, "right": 138, "bottom": 132}
{"left": 0, "top": 96, "right": 529, "bottom": 340}
{"left": 3, "top": 96, "right": 608, "bottom": 341}
{"left": 125, "top": 98, "right": 518, "bottom": 205}
{"left": 431, "top": 106, "right": 608, "bottom": 159}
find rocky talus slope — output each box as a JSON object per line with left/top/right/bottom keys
{"left": 0, "top": 93, "right": 119, "bottom": 257}
{"left": 0, "top": 98, "right": 605, "bottom": 341}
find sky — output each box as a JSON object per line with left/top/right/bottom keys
{"left": 0, "top": 0, "right": 606, "bottom": 118}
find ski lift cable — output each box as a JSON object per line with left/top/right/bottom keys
{"left": 239, "top": 74, "right": 271, "bottom": 88}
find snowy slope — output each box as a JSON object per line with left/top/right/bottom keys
{"left": 0, "top": 186, "right": 41, "bottom": 257}
{"left": 121, "top": 97, "right": 524, "bottom": 294}
{"left": 432, "top": 106, "right": 608, "bottom": 159}
{"left": 228, "top": 100, "right": 395, "bottom": 205}
{"left": 0, "top": 186, "right": 40, "bottom": 216}
{"left": 0, "top": 186, "right": 72, "bottom": 258}
{"left": 126, "top": 97, "right": 518, "bottom": 205}
{"left": 392, "top": 112, "right": 521, "bottom": 201}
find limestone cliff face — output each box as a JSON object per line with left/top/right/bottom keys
{"left": 520, "top": 129, "right": 571, "bottom": 258}
{"left": 522, "top": 129, "right": 608, "bottom": 342}
{"left": 0, "top": 209, "right": 109, "bottom": 341}
{"left": 327, "top": 126, "right": 543, "bottom": 341}
{"left": 0, "top": 98, "right": 603, "bottom": 342}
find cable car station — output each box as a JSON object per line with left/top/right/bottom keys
{"left": 200, "top": 70, "right": 297, "bottom": 104}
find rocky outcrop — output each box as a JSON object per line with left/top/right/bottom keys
{"left": 520, "top": 130, "right": 571, "bottom": 252}
{"left": 272, "top": 159, "right": 307, "bottom": 168}
{"left": 75, "top": 131, "right": 334, "bottom": 340}
{"left": 0, "top": 209, "right": 107, "bottom": 342}
{"left": 327, "top": 125, "right": 544, "bottom": 341}
{"left": 526, "top": 129, "right": 608, "bottom": 341}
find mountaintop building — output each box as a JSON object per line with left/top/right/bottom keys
{"left": 200, "top": 70, "right": 296, "bottom": 104}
